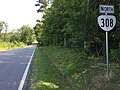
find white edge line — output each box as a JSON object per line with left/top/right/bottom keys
{"left": 18, "top": 46, "right": 36, "bottom": 90}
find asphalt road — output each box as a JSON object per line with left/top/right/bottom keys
{"left": 0, "top": 45, "right": 36, "bottom": 90}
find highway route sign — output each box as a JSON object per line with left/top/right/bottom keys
{"left": 98, "top": 15, "right": 116, "bottom": 31}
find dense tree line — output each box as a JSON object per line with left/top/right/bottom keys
{"left": 0, "top": 22, "right": 35, "bottom": 45}
{"left": 35, "top": 0, "right": 120, "bottom": 56}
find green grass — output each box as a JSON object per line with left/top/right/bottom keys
{"left": 27, "top": 47, "right": 73, "bottom": 90}
{"left": 27, "top": 46, "right": 120, "bottom": 90}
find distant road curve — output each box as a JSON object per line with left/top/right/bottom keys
{"left": 0, "top": 45, "right": 36, "bottom": 90}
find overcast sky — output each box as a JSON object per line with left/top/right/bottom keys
{"left": 0, "top": 0, "right": 42, "bottom": 31}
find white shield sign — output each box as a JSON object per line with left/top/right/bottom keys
{"left": 98, "top": 15, "right": 116, "bottom": 31}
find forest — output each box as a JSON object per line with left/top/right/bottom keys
{"left": 35, "top": 0, "right": 120, "bottom": 59}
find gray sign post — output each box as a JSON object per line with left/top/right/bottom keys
{"left": 98, "top": 5, "right": 116, "bottom": 80}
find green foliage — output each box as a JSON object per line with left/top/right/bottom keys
{"left": 110, "top": 49, "right": 120, "bottom": 63}
{"left": 34, "top": 23, "right": 43, "bottom": 43}
{"left": 35, "top": 0, "right": 50, "bottom": 13}
{"left": 35, "top": 0, "right": 120, "bottom": 56}
{"left": 0, "top": 40, "right": 26, "bottom": 50}
{"left": 21, "top": 25, "right": 35, "bottom": 45}
{"left": 0, "top": 21, "right": 5, "bottom": 36}
{"left": 28, "top": 46, "right": 120, "bottom": 90}
{"left": 10, "top": 33, "right": 21, "bottom": 42}
{"left": 27, "top": 47, "right": 63, "bottom": 90}
{"left": 0, "top": 41, "right": 10, "bottom": 50}
{"left": 1, "top": 33, "right": 12, "bottom": 42}
{"left": 0, "top": 24, "right": 36, "bottom": 50}
{"left": 10, "top": 41, "right": 24, "bottom": 48}
{"left": 32, "top": 0, "right": 120, "bottom": 89}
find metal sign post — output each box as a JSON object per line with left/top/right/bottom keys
{"left": 98, "top": 5, "right": 116, "bottom": 80}
{"left": 106, "top": 31, "right": 109, "bottom": 80}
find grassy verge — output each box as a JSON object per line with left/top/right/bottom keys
{"left": 28, "top": 46, "right": 120, "bottom": 90}
{"left": 27, "top": 47, "right": 71, "bottom": 90}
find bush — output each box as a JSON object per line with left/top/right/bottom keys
{"left": 110, "top": 49, "right": 120, "bottom": 63}
{"left": 10, "top": 42, "right": 16, "bottom": 47}
{"left": 11, "top": 41, "right": 26, "bottom": 47}
{"left": 0, "top": 40, "right": 26, "bottom": 50}
{"left": 17, "top": 42, "right": 26, "bottom": 47}
{"left": 0, "top": 42, "right": 8, "bottom": 50}
{"left": 13, "top": 41, "right": 19, "bottom": 46}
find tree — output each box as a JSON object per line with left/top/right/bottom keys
{"left": 2, "top": 23, "right": 8, "bottom": 41}
{"left": 34, "top": 23, "right": 43, "bottom": 43}
{"left": 35, "top": 0, "right": 53, "bottom": 13}
{"left": 36, "top": 0, "right": 120, "bottom": 56}
{"left": 10, "top": 32, "right": 21, "bottom": 42}
{"left": 21, "top": 25, "right": 35, "bottom": 45}
{"left": 0, "top": 21, "right": 5, "bottom": 37}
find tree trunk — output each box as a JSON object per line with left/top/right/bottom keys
{"left": 64, "top": 37, "right": 67, "bottom": 46}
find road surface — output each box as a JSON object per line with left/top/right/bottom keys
{"left": 0, "top": 45, "right": 36, "bottom": 90}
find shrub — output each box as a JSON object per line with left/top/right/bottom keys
{"left": 110, "top": 49, "right": 120, "bottom": 63}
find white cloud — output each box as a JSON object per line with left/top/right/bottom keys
{"left": 0, "top": 0, "right": 42, "bottom": 31}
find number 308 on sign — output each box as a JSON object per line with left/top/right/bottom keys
{"left": 98, "top": 15, "right": 116, "bottom": 31}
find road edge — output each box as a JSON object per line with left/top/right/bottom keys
{"left": 18, "top": 45, "right": 36, "bottom": 90}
